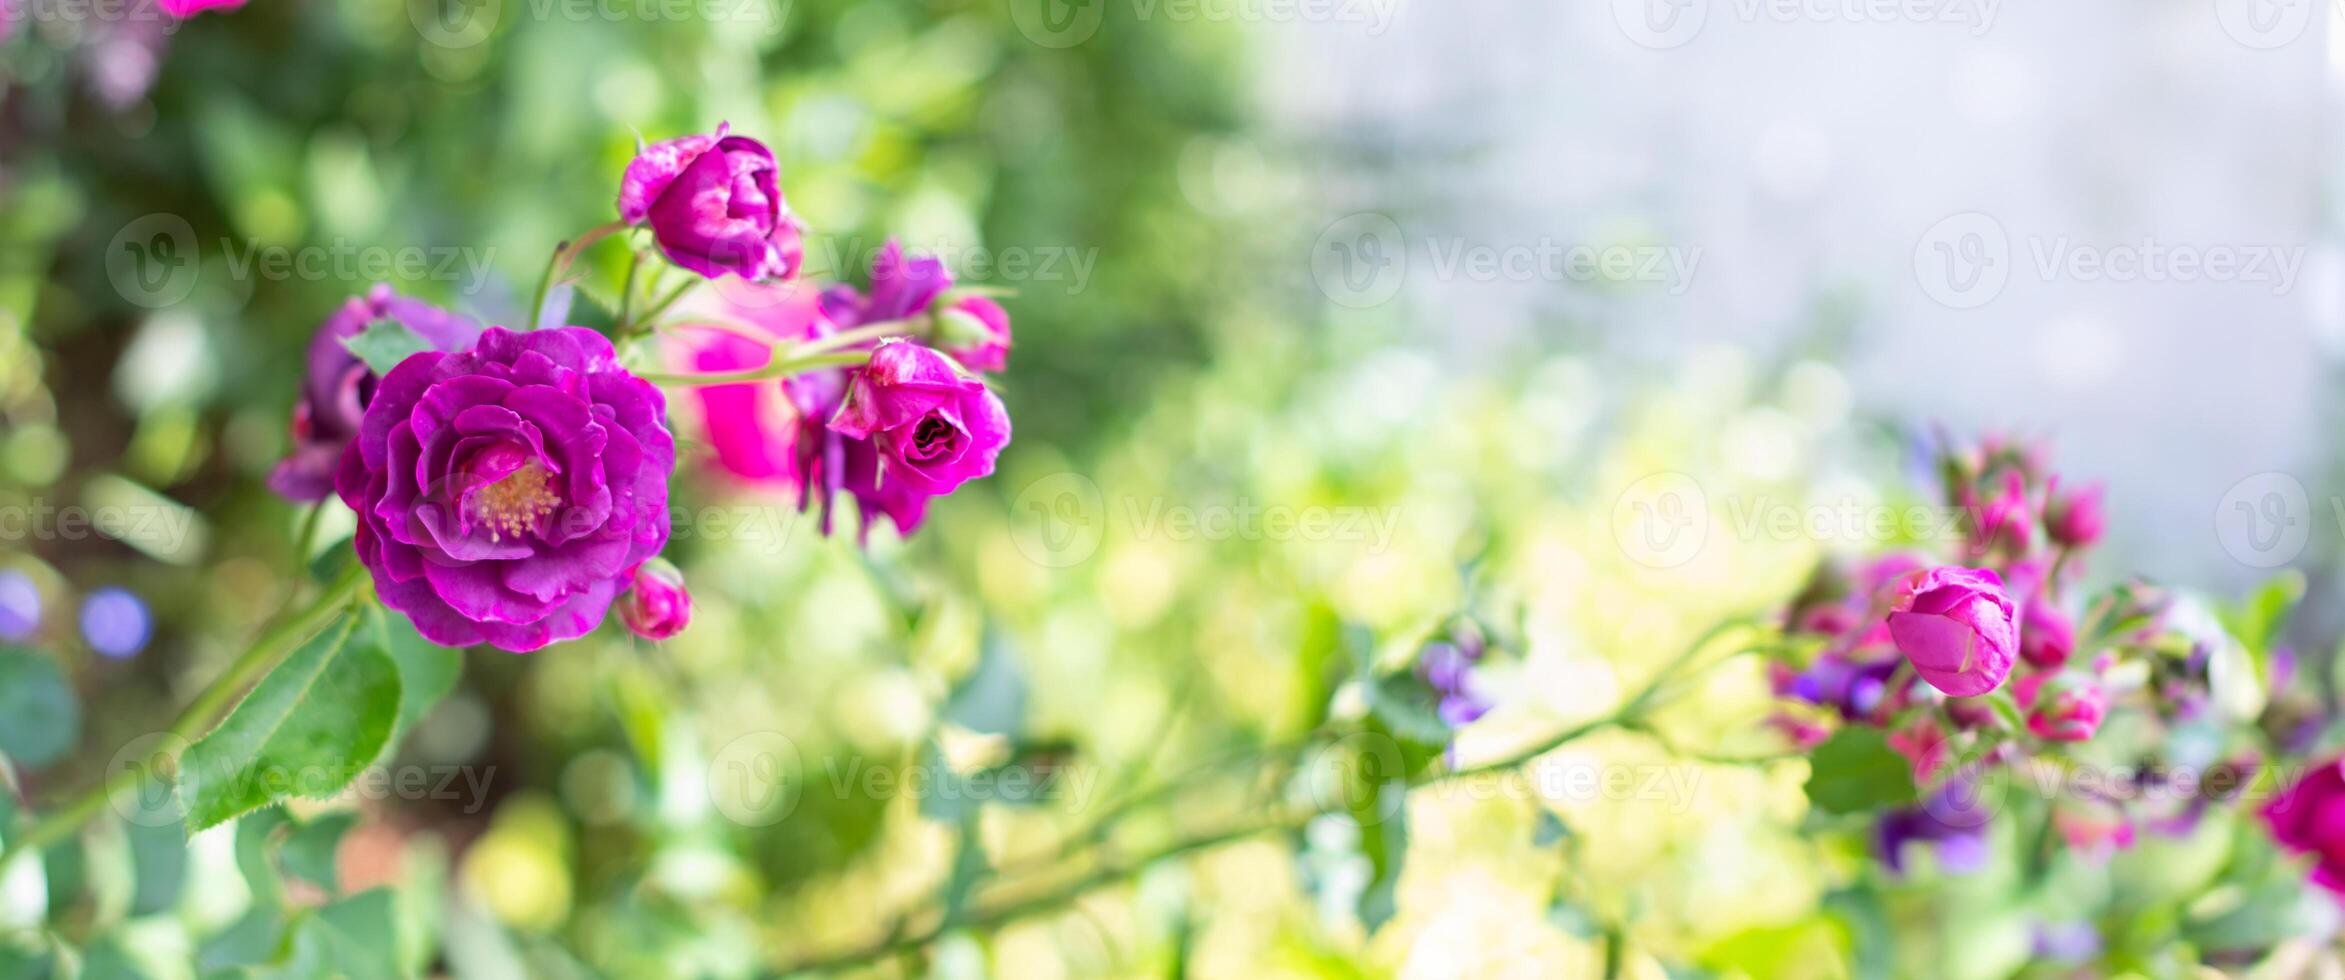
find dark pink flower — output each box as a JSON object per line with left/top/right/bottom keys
{"left": 335, "top": 327, "right": 673, "bottom": 652}
{"left": 2263, "top": 758, "right": 2345, "bottom": 893}
{"left": 830, "top": 339, "right": 1010, "bottom": 497}
{"left": 2016, "top": 671, "right": 2104, "bottom": 741}
{"left": 620, "top": 124, "right": 804, "bottom": 282}
{"left": 157, "top": 0, "right": 246, "bottom": 16}
{"left": 1886, "top": 566, "right": 2018, "bottom": 697}
{"left": 270, "top": 286, "right": 483, "bottom": 502}
{"left": 617, "top": 559, "right": 690, "bottom": 641}
{"left": 2046, "top": 481, "right": 2106, "bottom": 549}
{"left": 2020, "top": 598, "right": 2074, "bottom": 668}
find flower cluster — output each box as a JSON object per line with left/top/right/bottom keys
{"left": 266, "top": 125, "right": 1011, "bottom": 651}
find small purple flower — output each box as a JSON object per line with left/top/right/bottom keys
{"left": 335, "top": 327, "right": 674, "bottom": 652}
{"left": 1787, "top": 652, "right": 1899, "bottom": 721}
{"left": 80, "top": 587, "right": 150, "bottom": 658}
{"left": 616, "top": 559, "right": 691, "bottom": 641}
{"left": 269, "top": 286, "right": 483, "bottom": 502}
{"left": 829, "top": 340, "right": 1011, "bottom": 498}
{"left": 1418, "top": 638, "right": 1493, "bottom": 728}
{"left": 2032, "top": 922, "right": 2101, "bottom": 963}
{"left": 0, "top": 571, "right": 38, "bottom": 642}
{"left": 1877, "top": 780, "right": 1993, "bottom": 876}
{"left": 620, "top": 124, "right": 805, "bottom": 282}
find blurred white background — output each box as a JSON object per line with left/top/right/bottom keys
{"left": 1257, "top": 0, "right": 2344, "bottom": 586}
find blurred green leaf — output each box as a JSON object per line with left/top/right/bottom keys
{"left": 176, "top": 614, "right": 400, "bottom": 831}
{"left": 280, "top": 812, "right": 359, "bottom": 895}
{"left": 365, "top": 608, "right": 463, "bottom": 744}
{"left": 1803, "top": 728, "right": 1918, "bottom": 815}
{"left": 341, "top": 320, "right": 434, "bottom": 376}
{"left": 0, "top": 649, "right": 79, "bottom": 768}
{"left": 942, "top": 628, "right": 1026, "bottom": 737}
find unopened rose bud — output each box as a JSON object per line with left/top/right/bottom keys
{"left": 2045, "top": 482, "right": 2105, "bottom": 549}
{"left": 2017, "top": 671, "right": 2105, "bottom": 742}
{"left": 618, "top": 559, "right": 691, "bottom": 641}
{"left": 1886, "top": 566, "right": 2018, "bottom": 697}
{"left": 2020, "top": 600, "right": 2074, "bottom": 669}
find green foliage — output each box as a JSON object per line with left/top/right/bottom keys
{"left": 1804, "top": 727, "right": 1919, "bottom": 815}
{"left": 340, "top": 320, "right": 436, "bottom": 375}
{"left": 177, "top": 614, "right": 398, "bottom": 831}
{"left": 0, "top": 649, "right": 79, "bottom": 768}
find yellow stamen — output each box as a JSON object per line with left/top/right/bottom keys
{"left": 471, "top": 459, "right": 560, "bottom": 542}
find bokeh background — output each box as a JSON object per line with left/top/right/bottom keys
{"left": 2, "top": 0, "right": 2343, "bottom": 977}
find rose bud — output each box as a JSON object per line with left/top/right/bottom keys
{"left": 2019, "top": 599, "right": 2075, "bottom": 669}
{"left": 1967, "top": 470, "right": 2035, "bottom": 557}
{"left": 1885, "top": 566, "right": 2019, "bottom": 697}
{"left": 618, "top": 559, "right": 691, "bottom": 641}
{"left": 2016, "top": 671, "right": 2105, "bottom": 742}
{"left": 619, "top": 124, "right": 805, "bottom": 282}
{"left": 2045, "top": 481, "right": 2106, "bottom": 549}
{"left": 2263, "top": 759, "right": 2345, "bottom": 893}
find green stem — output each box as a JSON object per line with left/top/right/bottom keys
{"left": 634, "top": 276, "right": 697, "bottom": 329}
{"left": 0, "top": 561, "right": 371, "bottom": 866}
{"left": 528, "top": 220, "right": 627, "bottom": 331}
{"left": 635, "top": 351, "right": 873, "bottom": 387}
{"left": 615, "top": 250, "right": 646, "bottom": 335}
{"left": 771, "top": 617, "right": 1768, "bottom": 974}
{"left": 789, "top": 319, "right": 922, "bottom": 356}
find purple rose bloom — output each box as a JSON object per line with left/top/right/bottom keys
{"left": 1887, "top": 565, "right": 2018, "bottom": 697}
{"left": 619, "top": 124, "right": 805, "bottom": 282}
{"left": 829, "top": 339, "right": 1010, "bottom": 498}
{"left": 822, "top": 241, "right": 1013, "bottom": 373}
{"left": 270, "top": 286, "right": 483, "bottom": 502}
{"left": 335, "top": 327, "right": 674, "bottom": 652}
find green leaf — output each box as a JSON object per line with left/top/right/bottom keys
{"left": 2222, "top": 570, "right": 2305, "bottom": 655}
{"left": 0, "top": 649, "right": 79, "bottom": 767}
{"left": 1365, "top": 673, "right": 1451, "bottom": 746}
{"left": 176, "top": 614, "right": 403, "bottom": 832}
{"left": 340, "top": 320, "right": 434, "bottom": 376}
{"left": 1803, "top": 727, "right": 1918, "bottom": 815}
{"left": 942, "top": 629, "right": 1026, "bottom": 737}
{"left": 280, "top": 811, "right": 359, "bottom": 894}
{"left": 364, "top": 608, "right": 462, "bottom": 742}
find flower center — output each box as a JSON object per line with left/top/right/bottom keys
{"left": 908, "top": 415, "right": 960, "bottom": 461}
{"left": 470, "top": 458, "right": 560, "bottom": 542}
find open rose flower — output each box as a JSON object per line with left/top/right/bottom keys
{"left": 2265, "top": 757, "right": 2345, "bottom": 893}
{"left": 1886, "top": 565, "right": 2018, "bottom": 697}
{"left": 269, "top": 286, "right": 482, "bottom": 502}
{"left": 830, "top": 339, "right": 1010, "bottom": 498}
{"left": 620, "top": 124, "right": 805, "bottom": 282}
{"left": 336, "top": 327, "right": 674, "bottom": 652}
{"left": 823, "top": 241, "right": 1012, "bottom": 373}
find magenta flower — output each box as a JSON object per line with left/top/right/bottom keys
{"left": 335, "top": 327, "right": 674, "bottom": 652}
{"left": 823, "top": 241, "right": 1013, "bottom": 373}
{"left": 157, "top": 0, "right": 247, "bottom": 16}
{"left": 2265, "top": 758, "right": 2345, "bottom": 893}
{"left": 2019, "top": 599, "right": 2074, "bottom": 668}
{"left": 1886, "top": 566, "right": 2018, "bottom": 697}
{"left": 830, "top": 339, "right": 1011, "bottom": 498}
{"left": 269, "top": 286, "right": 484, "bottom": 502}
{"left": 2046, "top": 481, "right": 2105, "bottom": 549}
{"left": 617, "top": 559, "right": 691, "bottom": 641}
{"left": 620, "top": 124, "right": 805, "bottom": 282}
{"left": 2015, "top": 671, "right": 2104, "bottom": 741}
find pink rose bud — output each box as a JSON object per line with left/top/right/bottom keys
{"left": 2045, "top": 482, "right": 2105, "bottom": 549}
{"left": 1886, "top": 566, "right": 2018, "bottom": 697}
{"left": 2019, "top": 599, "right": 2075, "bottom": 669}
{"left": 619, "top": 124, "right": 805, "bottom": 282}
{"left": 2016, "top": 672, "right": 2105, "bottom": 742}
{"left": 1967, "top": 470, "right": 2035, "bottom": 557}
{"left": 618, "top": 559, "right": 691, "bottom": 641}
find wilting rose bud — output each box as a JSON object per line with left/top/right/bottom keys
{"left": 2020, "top": 600, "right": 2075, "bottom": 669}
{"left": 1886, "top": 566, "right": 2019, "bottom": 697}
{"left": 618, "top": 559, "right": 691, "bottom": 641}
{"left": 619, "top": 124, "right": 805, "bottom": 282}
{"left": 2045, "top": 482, "right": 2105, "bottom": 549}
{"left": 2016, "top": 671, "right": 2105, "bottom": 742}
